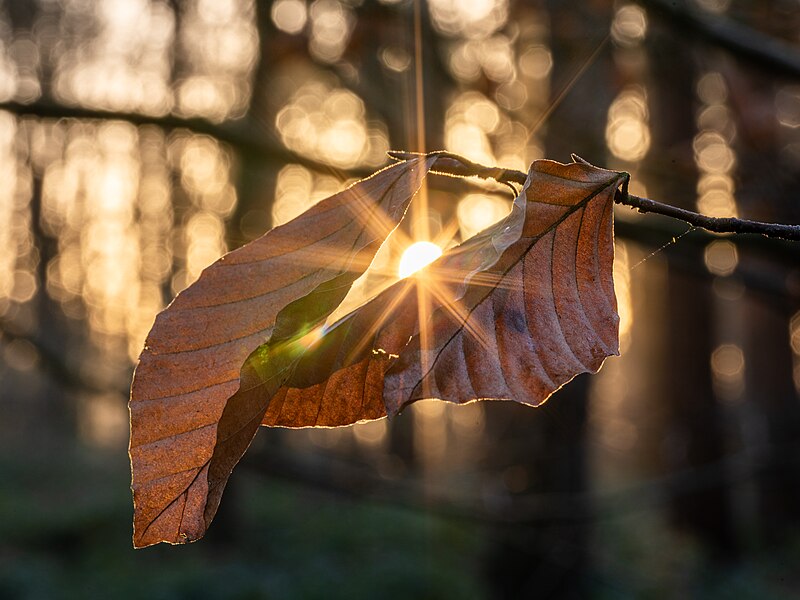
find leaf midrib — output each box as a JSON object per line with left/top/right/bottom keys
{"left": 403, "top": 175, "right": 623, "bottom": 403}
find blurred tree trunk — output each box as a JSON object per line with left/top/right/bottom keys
{"left": 663, "top": 264, "right": 738, "bottom": 557}
{"left": 229, "top": 0, "right": 280, "bottom": 240}
{"left": 647, "top": 16, "right": 738, "bottom": 559}
{"left": 29, "top": 172, "right": 76, "bottom": 441}
{"left": 480, "top": 2, "right": 615, "bottom": 596}
{"left": 730, "top": 60, "right": 800, "bottom": 542}
{"left": 745, "top": 292, "right": 800, "bottom": 543}
{"left": 482, "top": 379, "right": 591, "bottom": 599}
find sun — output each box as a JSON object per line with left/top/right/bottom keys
{"left": 398, "top": 241, "right": 443, "bottom": 279}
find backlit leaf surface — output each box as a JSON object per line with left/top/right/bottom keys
{"left": 129, "top": 153, "right": 627, "bottom": 547}
{"left": 129, "top": 156, "right": 437, "bottom": 547}
{"left": 267, "top": 158, "right": 625, "bottom": 422}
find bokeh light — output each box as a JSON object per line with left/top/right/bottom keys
{"left": 711, "top": 343, "right": 745, "bottom": 402}
{"left": 606, "top": 85, "right": 650, "bottom": 163}
{"left": 428, "top": 0, "right": 508, "bottom": 39}
{"left": 53, "top": 0, "right": 174, "bottom": 115}
{"left": 276, "top": 80, "right": 389, "bottom": 168}
{"left": 694, "top": 71, "right": 738, "bottom": 218}
{"left": 272, "top": 0, "right": 308, "bottom": 34}
{"left": 776, "top": 86, "right": 800, "bottom": 129}
{"left": 444, "top": 90, "right": 530, "bottom": 169}
{"left": 379, "top": 46, "right": 412, "bottom": 73}
{"left": 3, "top": 338, "right": 39, "bottom": 372}
{"left": 309, "top": 0, "right": 354, "bottom": 63}
{"left": 704, "top": 239, "right": 738, "bottom": 277}
{"left": 456, "top": 193, "right": 510, "bottom": 241}
{"left": 272, "top": 163, "right": 342, "bottom": 226}
{"left": 611, "top": 4, "right": 648, "bottom": 48}
{"left": 0, "top": 112, "right": 35, "bottom": 314}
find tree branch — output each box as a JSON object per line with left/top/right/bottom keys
{"left": 616, "top": 192, "right": 800, "bottom": 241}
{"left": 388, "top": 151, "right": 800, "bottom": 243}
{"left": 640, "top": 0, "right": 800, "bottom": 79}
{"left": 388, "top": 150, "right": 528, "bottom": 186}
{"left": 5, "top": 99, "right": 798, "bottom": 242}
{"left": 0, "top": 100, "right": 371, "bottom": 177}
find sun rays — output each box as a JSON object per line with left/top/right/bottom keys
{"left": 275, "top": 2, "right": 612, "bottom": 402}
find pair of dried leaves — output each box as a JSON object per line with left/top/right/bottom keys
{"left": 129, "top": 152, "right": 628, "bottom": 548}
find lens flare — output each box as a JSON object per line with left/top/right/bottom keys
{"left": 398, "top": 241, "right": 443, "bottom": 279}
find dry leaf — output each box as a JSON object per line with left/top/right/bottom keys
{"left": 129, "top": 155, "right": 438, "bottom": 548}
{"left": 129, "top": 152, "right": 627, "bottom": 548}
{"left": 270, "top": 157, "right": 626, "bottom": 421}
{"left": 384, "top": 158, "right": 625, "bottom": 413}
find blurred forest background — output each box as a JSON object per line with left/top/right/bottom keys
{"left": 1, "top": 0, "right": 800, "bottom": 598}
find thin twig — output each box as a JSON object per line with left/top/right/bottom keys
{"left": 389, "top": 151, "right": 800, "bottom": 242}
{"left": 617, "top": 193, "right": 800, "bottom": 241}
{"left": 388, "top": 150, "right": 528, "bottom": 185}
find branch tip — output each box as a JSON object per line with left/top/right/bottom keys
{"left": 392, "top": 151, "right": 800, "bottom": 243}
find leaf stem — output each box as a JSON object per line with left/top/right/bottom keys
{"left": 388, "top": 151, "right": 800, "bottom": 242}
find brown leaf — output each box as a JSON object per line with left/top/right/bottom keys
{"left": 269, "top": 157, "right": 626, "bottom": 424}
{"left": 129, "top": 152, "right": 627, "bottom": 548}
{"left": 129, "top": 155, "right": 438, "bottom": 548}
{"left": 384, "top": 158, "right": 626, "bottom": 413}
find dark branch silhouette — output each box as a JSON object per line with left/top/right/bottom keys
{"left": 0, "top": 100, "right": 367, "bottom": 178}
{"left": 5, "top": 100, "right": 799, "bottom": 242}
{"left": 388, "top": 151, "right": 800, "bottom": 242}
{"left": 640, "top": 0, "right": 800, "bottom": 78}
